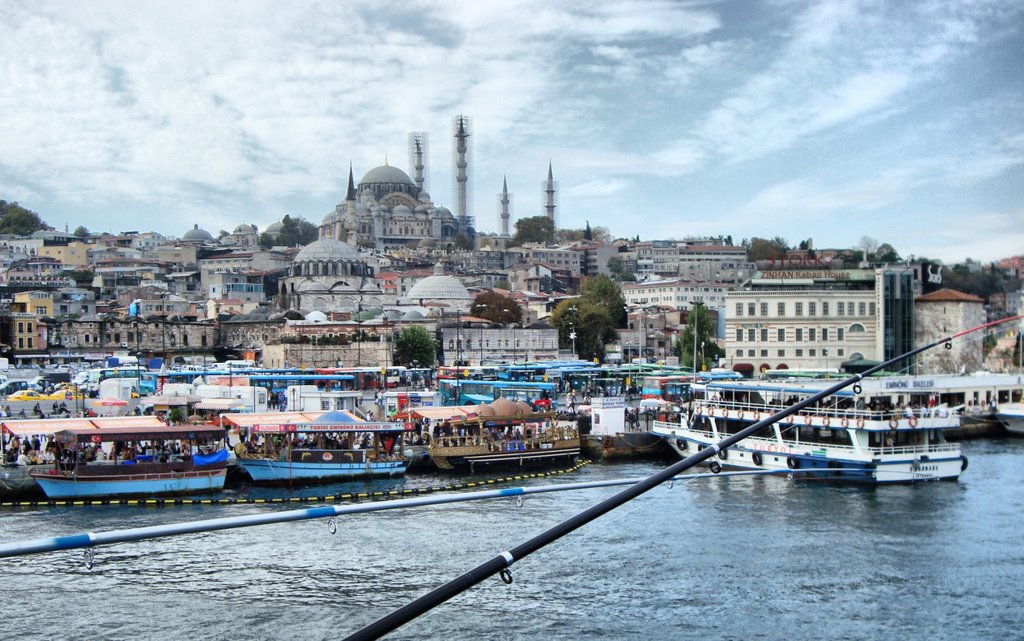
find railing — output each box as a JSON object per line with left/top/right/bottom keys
{"left": 688, "top": 399, "right": 956, "bottom": 425}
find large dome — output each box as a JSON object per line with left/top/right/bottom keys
{"left": 294, "top": 237, "right": 361, "bottom": 263}
{"left": 407, "top": 263, "right": 471, "bottom": 302}
{"left": 359, "top": 165, "right": 415, "bottom": 188}
{"left": 183, "top": 224, "right": 214, "bottom": 241}
{"left": 265, "top": 221, "right": 284, "bottom": 234}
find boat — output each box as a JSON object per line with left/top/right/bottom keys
{"left": 30, "top": 423, "right": 229, "bottom": 498}
{"left": 579, "top": 397, "right": 671, "bottom": 461}
{"left": 426, "top": 398, "right": 580, "bottom": 472}
{"left": 652, "top": 378, "right": 966, "bottom": 483}
{"left": 996, "top": 402, "right": 1024, "bottom": 435}
{"left": 234, "top": 410, "right": 408, "bottom": 483}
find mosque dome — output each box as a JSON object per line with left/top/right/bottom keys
{"left": 392, "top": 204, "right": 412, "bottom": 217}
{"left": 407, "top": 263, "right": 471, "bottom": 302}
{"left": 432, "top": 206, "right": 453, "bottom": 217}
{"left": 183, "top": 224, "right": 214, "bottom": 242}
{"left": 360, "top": 165, "right": 415, "bottom": 187}
{"left": 305, "top": 310, "right": 328, "bottom": 323}
{"left": 294, "top": 237, "right": 361, "bottom": 263}
{"left": 265, "top": 221, "right": 284, "bottom": 235}
{"left": 234, "top": 224, "right": 255, "bottom": 234}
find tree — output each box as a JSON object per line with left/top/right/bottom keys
{"left": 276, "top": 215, "right": 319, "bottom": 247}
{"left": 677, "top": 303, "right": 722, "bottom": 371}
{"left": 745, "top": 237, "right": 789, "bottom": 261}
{"left": 579, "top": 274, "right": 627, "bottom": 327}
{"left": 512, "top": 216, "right": 554, "bottom": 245}
{"left": 607, "top": 256, "right": 635, "bottom": 282}
{"left": 584, "top": 221, "right": 593, "bottom": 241}
{"left": 453, "top": 232, "right": 474, "bottom": 251}
{"left": 875, "top": 243, "right": 901, "bottom": 263}
{"left": 469, "top": 292, "right": 522, "bottom": 325}
{"left": 551, "top": 299, "right": 618, "bottom": 362}
{"left": 394, "top": 326, "right": 437, "bottom": 368}
{"left": 73, "top": 225, "right": 89, "bottom": 238}
{"left": 858, "top": 236, "right": 879, "bottom": 262}
{"left": 0, "top": 200, "right": 48, "bottom": 235}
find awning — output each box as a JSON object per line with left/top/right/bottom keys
{"left": 2, "top": 415, "right": 166, "bottom": 437}
{"left": 194, "top": 399, "right": 246, "bottom": 411}
{"left": 221, "top": 412, "right": 323, "bottom": 428}
{"left": 393, "top": 405, "right": 480, "bottom": 421}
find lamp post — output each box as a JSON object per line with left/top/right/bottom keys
{"left": 823, "top": 347, "right": 829, "bottom": 377}
{"left": 473, "top": 303, "right": 487, "bottom": 365}
{"left": 569, "top": 324, "right": 576, "bottom": 361}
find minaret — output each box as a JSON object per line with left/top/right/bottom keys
{"left": 409, "top": 132, "right": 427, "bottom": 191}
{"left": 544, "top": 161, "right": 557, "bottom": 226}
{"left": 345, "top": 163, "right": 357, "bottom": 201}
{"left": 453, "top": 115, "right": 471, "bottom": 230}
{"left": 499, "top": 175, "right": 511, "bottom": 237}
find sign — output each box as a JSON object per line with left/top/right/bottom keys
{"left": 592, "top": 397, "right": 626, "bottom": 409}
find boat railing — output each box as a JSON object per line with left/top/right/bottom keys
{"left": 432, "top": 425, "right": 578, "bottom": 451}
{"left": 692, "top": 398, "right": 954, "bottom": 423}
{"left": 653, "top": 421, "right": 960, "bottom": 457}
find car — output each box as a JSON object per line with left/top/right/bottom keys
{"left": 48, "top": 388, "right": 85, "bottom": 401}
{"left": 7, "top": 390, "right": 48, "bottom": 402}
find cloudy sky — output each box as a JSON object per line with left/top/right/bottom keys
{"left": 1, "top": 0, "right": 1021, "bottom": 263}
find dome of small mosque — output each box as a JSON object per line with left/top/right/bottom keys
{"left": 407, "top": 263, "right": 470, "bottom": 302}
{"left": 182, "top": 224, "right": 214, "bottom": 241}
{"left": 294, "top": 237, "right": 361, "bottom": 263}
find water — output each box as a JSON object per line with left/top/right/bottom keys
{"left": 2, "top": 439, "right": 1023, "bottom": 641}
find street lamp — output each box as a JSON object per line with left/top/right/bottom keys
{"left": 569, "top": 323, "right": 577, "bottom": 361}
{"left": 473, "top": 303, "right": 487, "bottom": 365}
{"left": 823, "top": 348, "right": 829, "bottom": 377}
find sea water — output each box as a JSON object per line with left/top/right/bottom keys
{"left": 1, "top": 438, "right": 1022, "bottom": 641}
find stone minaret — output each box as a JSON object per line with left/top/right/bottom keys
{"left": 499, "top": 175, "right": 511, "bottom": 236}
{"left": 409, "top": 132, "right": 427, "bottom": 191}
{"left": 544, "top": 161, "right": 557, "bottom": 226}
{"left": 453, "top": 115, "right": 470, "bottom": 230}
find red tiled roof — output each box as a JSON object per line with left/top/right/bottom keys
{"left": 916, "top": 288, "right": 984, "bottom": 303}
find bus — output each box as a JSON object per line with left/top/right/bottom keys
{"left": 436, "top": 366, "right": 501, "bottom": 381}
{"left": 314, "top": 366, "right": 418, "bottom": 390}
{"left": 437, "top": 379, "right": 558, "bottom": 410}
{"left": 640, "top": 375, "right": 695, "bottom": 402}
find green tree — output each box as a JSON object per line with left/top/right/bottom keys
{"left": 551, "top": 299, "right": 618, "bottom": 362}
{"left": 276, "top": 215, "right": 319, "bottom": 247}
{"left": 453, "top": 232, "right": 474, "bottom": 251}
{"left": 607, "top": 256, "right": 635, "bottom": 282}
{"left": 73, "top": 225, "right": 89, "bottom": 238}
{"left": 584, "top": 221, "right": 593, "bottom": 241}
{"left": 512, "top": 216, "right": 554, "bottom": 245}
{"left": 394, "top": 326, "right": 437, "bottom": 368}
{"left": 580, "top": 274, "right": 627, "bottom": 327}
{"left": 0, "top": 201, "right": 48, "bottom": 235}
{"left": 469, "top": 292, "right": 522, "bottom": 325}
{"left": 677, "top": 303, "right": 722, "bottom": 371}
{"left": 744, "top": 236, "right": 789, "bottom": 261}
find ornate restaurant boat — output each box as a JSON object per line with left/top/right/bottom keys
{"left": 30, "top": 423, "right": 229, "bottom": 498}
{"left": 652, "top": 378, "right": 966, "bottom": 483}
{"left": 427, "top": 398, "right": 580, "bottom": 472}
{"left": 234, "top": 410, "right": 408, "bottom": 483}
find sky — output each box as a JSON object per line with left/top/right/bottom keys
{"left": 1, "top": 0, "right": 1022, "bottom": 264}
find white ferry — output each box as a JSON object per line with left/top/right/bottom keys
{"left": 652, "top": 377, "right": 981, "bottom": 483}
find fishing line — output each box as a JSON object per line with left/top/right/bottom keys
{"left": 344, "top": 314, "right": 1024, "bottom": 641}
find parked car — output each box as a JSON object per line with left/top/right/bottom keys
{"left": 7, "top": 390, "right": 48, "bottom": 402}
{"left": 48, "top": 386, "right": 85, "bottom": 400}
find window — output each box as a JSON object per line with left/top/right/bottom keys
{"left": 809, "top": 349, "right": 816, "bottom": 357}
{"left": 748, "top": 303, "right": 755, "bottom": 316}
{"left": 822, "top": 328, "right": 829, "bottom": 341}
{"left": 761, "top": 349, "right": 768, "bottom": 357}
{"left": 822, "top": 302, "right": 829, "bottom": 316}
{"left": 777, "top": 328, "right": 785, "bottom": 341}
{"left": 735, "top": 328, "right": 743, "bottom": 342}
{"left": 747, "top": 329, "right": 755, "bottom": 342}
{"left": 796, "top": 328, "right": 803, "bottom": 341}
{"left": 777, "top": 302, "right": 786, "bottom": 316}
{"left": 809, "top": 328, "right": 816, "bottom": 341}
{"left": 849, "top": 323, "right": 866, "bottom": 333}
{"left": 838, "top": 328, "right": 845, "bottom": 341}
{"left": 809, "top": 302, "right": 816, "bottom": 316}
{"left": 748, "top": 349, "right": 756, "bottom": 357}
{"left": 795, "top": 349, "right": 803, "bottom": 357}
{"left": 858, "top": 302, "right": 866, "bottom": 316}
{"left": 17, "top": 322, "right": 23, "bottom": 333}
{"left": 795, "top": 302, "right": 803, "bottom": 316}
{"left": 736, "top": 302, "right": 743, "bottom": 317}
{"left": 838, "top": 349, "right": 845, "bottom": 356}
{"left": 736, "top": 349, "right": 743, "bottom": 357}
{"left": 838, "top": 302, "right": 845, "bottom": 316}
{"left": 778, "top": 349, "right": 785, "bottom": 357}
{"left": 760, "top": 303, "right": 768, "bottom": 316}
{"left": 869, "top": 302, "right": 876, "bottom": 316}
{"left": 760, "top": 329, "right": 768, "bottom": 342}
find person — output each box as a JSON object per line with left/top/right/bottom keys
{"left": 16, "top": 451, "right": 29, "bottom": 466}
{"left": 568, "top": 392, "right": 577, "bottom": 413}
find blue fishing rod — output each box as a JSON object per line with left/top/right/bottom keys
{"left": 0, "top": 468, "right": 814, "bottom": 559}
{"left": 343, "top": 315, "right": 1023, "bottom": 641}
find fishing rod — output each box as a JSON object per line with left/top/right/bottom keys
{"left": 0, "top": 467, "right": 822, "bottom": 560}
{"left": 344, "top": 314, "right": 1023, "bottom": 641}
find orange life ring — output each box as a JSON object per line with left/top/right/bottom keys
{"left": 722, "top": 409, "right": 730, "bottom": 419}
{"left": 856, "top": 416, "right": 865, "bottom": 428}
{"left": 803, "top": 415, "right": 812, "bottom": 426}
{"left": 754, "top": 412, "right": 761, "bottom": 421}
{"left": 908, "top": 415, "right": 918, "bottom": 428}
{"left": 822, "top": 417, "right": 831, "bottom": 427}
{"left": 841, "top": 417, "right": 850, "bottom": 428}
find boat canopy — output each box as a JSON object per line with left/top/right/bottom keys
{"left": 706, "top": 382, "right": 855, "bottom": 397}
{"left": 263, "top": 410, "right": 405, "bottom": 434}
{"left": 53, "top": 424, "right": 226, "bottom": 445}
{"left": 221, "top": 412, "right": 323, "bottom": 428}
{"left": 2, "top": 416, "right": 166, "bottom": 438}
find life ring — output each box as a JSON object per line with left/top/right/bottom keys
{"left": 908, "top": 415, "right": 918, "bottom": 428}
{"left": 709, "top": 407, "right": 715, "bottom": 417}
{"left": 722, "top": 409, "right": 730, "bottom": 419}
{"left": 960, "top": 455, "right": 968, "bottom": 472}
{"left": 719, "top": 447, "right": 728, "bottom": 461}
{"left": 737, "top": 411, "right": 744, "bottom": 421}
{"left": 856, "top": 416, "right": 865, "bottom": 428}
{"left": 751, "top": 452, "right": 763, "bottom": 466}
{"left": 322, "top": 452, "right": 334, "bottom": 462}
{"left": 841, "top": 417, "right": 850, "bottom": 428}
{"left": 889, "top": 417, "right": 898, "bottom": 429}
{"left": 676, "top": 439, "right": 688, "bottom": 452}
{"left": 754, "top": 412, "right": 760, "bottom": 421}
{"left": 804, "top": 415, "right": 813, "bottom": 426}
{"left": 822, "top": 417, "right": 831, "bottom": 427}
{"left": 90, "top": 435, "right": 102, "bottom": 444}
{"left": 787, "top": 456, "right": 800, "bottom": 470}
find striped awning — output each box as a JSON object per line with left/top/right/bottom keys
{"left": 1, "top": 415, "right": 165, "bottom": 437}
{"left": 220, "top": 411, "right": 323, "bottom": 428}
{"left": 194, "top": 399, "right": 246, "bottom": 411}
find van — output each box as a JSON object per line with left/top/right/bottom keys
{"left": 0, "top": 380, "right": 30, "bottom": 396}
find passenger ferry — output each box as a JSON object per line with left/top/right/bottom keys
{"left": 652, "top": 378, "right": 969, "bottom": 483}
{"left": 30, "top": 423, "right": 229, "bottom": 498}
{"left": 235, "top": 410, "right": 408, "bottom": 483}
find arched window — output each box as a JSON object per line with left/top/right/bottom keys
{"left": 849, "top": 323, "right": 866, "bottom": 333}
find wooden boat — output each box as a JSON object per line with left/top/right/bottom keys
{"left": 235, "top": 410, "right": 408, "bottom": 483}
{"left": 30, "top": 423, "right": 228, "bottom": 498}
{"left": 578, "top": 397, "right": 671, "bottom": 461}
{"left": 426, "top": 398, "right": 579, "bottom": 472}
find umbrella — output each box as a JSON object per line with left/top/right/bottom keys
{"left": 94, "top": 397, "right": 129, "bottom": 406}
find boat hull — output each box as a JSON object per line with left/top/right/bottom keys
{"left": 430, "top": 442, "right": 580, "bottom": 472}
{"left": 31, "top": 468, "right": 227, "bottom": 498}
{"left": 581, "top": 431, "right": 671, "bottom": 461}
{"left": 238, "top": 458, "right": 407, "bottom": 482}
{"left": 1, "top": 465, "right": 46, "bottom": 500}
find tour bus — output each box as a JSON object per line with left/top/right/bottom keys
{"left": 437, "top": 379, "right": 558, "bottom": 410}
